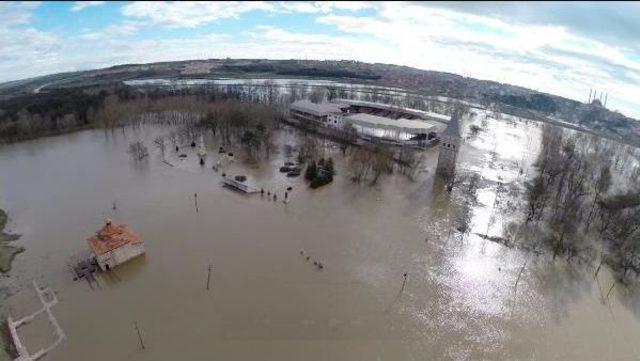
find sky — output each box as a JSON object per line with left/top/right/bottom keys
{"left": 1, "top": 1, "right": 640, "bottom": 118}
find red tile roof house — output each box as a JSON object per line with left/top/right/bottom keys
{"left": 87, "top": 219, "right": 145, "bottom": 271}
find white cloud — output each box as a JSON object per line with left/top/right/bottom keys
{"left": 0, "top": 2, "right": 62, "bottom": 79}
{"left": 277, "top": 2, "right": 319, "bottom": 13}
{"left": 78, "top": 22, "right": 141, "bottom": 40}
{"left": 314, "top": 2, "right": 640, "bottom": 117}
{"left": 119, "top": 1, "right": 371, "bottom": 29}
{"left": 277, "top": 1, "right": 372, "bottom": 14}
{"left": 0, "top": 2, "right": 41, "bottom": 26}
{"left": 254, "top": 25, "right": 348, "bottom": 45}
{"left": 71, "top": 1, "right": 105, "bottom": 12}
{"left": 121, "top": 1, "right": 275, "bottom": 28}
{"left": 1, "top": 1, "right": 639, "bottom": 118}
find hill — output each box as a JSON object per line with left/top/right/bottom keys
{"left": 0, "top": 58, "right": 638, "bottom": 144}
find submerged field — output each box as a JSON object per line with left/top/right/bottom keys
{"left": 1, "top": 111, "right": 640, "bottom": 360}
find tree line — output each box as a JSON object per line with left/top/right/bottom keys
{"left": 1, "top": 75, "right": 472, "bottom": 143}
{"left": 522, "top": 125, "right": 640, "bottom": 283}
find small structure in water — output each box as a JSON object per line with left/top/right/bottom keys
{"left": 87, "top": 219, "right": 145, "bottom": 271}
{"left": 221, "top": 175, "right": 259, "bottom": 193}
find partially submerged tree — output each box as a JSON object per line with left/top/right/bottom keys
{"left": 347, "top": 146, "right": 374, "bottom": 183}
{"left": 397, "top": 145, "right": 424, "bottom": 181}
{"left": 298, "top": 134, "right": 320, "bottom": 163}
{"left": 308, "top": 88, "right": 325, "bottom": 103}
{"left": 370, "top": 145, "right": 394, "bottom": 185}
{"left": 305, "top": 158, "right": 334, "bottom": 188}
{"left": 346, "top": 144, "right": 393, "bottom": 185}
{"left": 519, "top": 122, "right": 640, "bottom": 282}
{"left": 585, "top": 165, "right": 611, "bottom": 229}
{"left": 128, "top": 141, "right": 149, "bottom": 161}
{"left": 153, "top": 135, "right": 166, "bottom": 160}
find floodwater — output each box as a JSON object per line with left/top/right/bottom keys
{"left": 1, "top": 114, "right": 640, "bottom": 360}
{"left": 123, "top": 77, "right": 405, "bottom": 93}
{"left": 123, "top": 77, "right": 425, "bottom": 105}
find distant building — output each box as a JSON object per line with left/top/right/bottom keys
{"left": 345, "top": 113, "right": 438, "bottom": 143}
{"left": 87, "top": 219, "right": 145, "bottom": 271}
{"left": 288, "top": 99, "right": 442, "bottom": 147}
{"left": 436, "top": 112, "right": 461, "bottom": 179}
{"left": 335, "top": 99, "right": 450, "bottom": 123}
{"left": 289, "top": 100, "right": 348, "bottom": 127}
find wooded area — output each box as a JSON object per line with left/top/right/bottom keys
{"left": 522, "top": 126, "right": 640, "bottom": 282}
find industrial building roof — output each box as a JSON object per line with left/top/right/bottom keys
{"left": 333, "top": 99, "right": 450, "bottom": 123}
{"left": 345, "top": 113, "right": 439, "bottom": 134}
{"left": 290, "top": 100, "right": 346, "bottom": 117}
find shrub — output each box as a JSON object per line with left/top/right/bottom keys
{"left": 306, "top": 157, "right": 334, "bottom": 188}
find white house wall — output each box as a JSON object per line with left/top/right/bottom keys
{"left": 95, "top": 243, "right": 145, "bottom": 270}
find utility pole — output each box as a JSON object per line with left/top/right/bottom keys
{"left": 401, "top": 272, "right": 408, "bottom": 292}
{"left": 194, "top": 193, "right": 199, "bottom": 213}
{"left": 206, "top": 263, "right": 213, "bottom": 290}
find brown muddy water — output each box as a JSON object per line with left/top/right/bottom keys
{"left": 1, "top": 114, "right": 640, "bottom": 361}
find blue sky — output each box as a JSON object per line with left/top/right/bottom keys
{"left": 1, "top": 1, "right": 640, "bottom": 118}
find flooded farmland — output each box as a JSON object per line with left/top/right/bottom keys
{"left": 2, "top": 112, "right": 640, "bottom": 361}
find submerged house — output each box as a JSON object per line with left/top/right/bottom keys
{"left": 87, "top": 219, "right": 145, "bottom": 271}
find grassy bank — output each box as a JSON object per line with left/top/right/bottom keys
{"left": 0, "top": 209, "right": 23, "bottom": 273}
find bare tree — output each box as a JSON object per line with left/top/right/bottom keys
{"left": 128, "top": 141, "right": 149, "bottom": 161}
{"left": 371, "top": 145, "right": 394, "bottom": 185}
{"left": 585, "top": 165, "right": 611, "bottom": 229}
{"left": 298, "top": 134, "right": 320, "bottom": 163}
{"left": 154, "top": 135, "right": 166, "bottom": 160}
{"left": 347, "top": 146, "right": 374, "bottom": 183}
{"left": 397, "top": 145, "right": 423, "bottom": 181}
{"left": 346, "top": 145, "right": 393, "bottom": 185}
{"left": 308, "top": 88, "right": 325, "bottom": 103}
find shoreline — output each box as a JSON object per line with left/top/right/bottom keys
{"left": 0, "top": 209, "right": 23, "bottom": 274}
